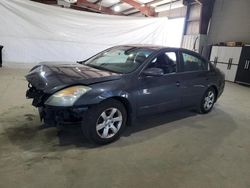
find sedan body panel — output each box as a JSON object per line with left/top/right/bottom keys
{"left": 136, "top": 73, "right": 182, "bottom": 115}
{"left": 179, "top": 71, "right": 210, "bottom": 107}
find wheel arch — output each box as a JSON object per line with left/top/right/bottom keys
{"left": 103, "top": 96, "right": 134, "bottom": 126}
{"left": 110, "top": 96, "right": 132, "bottom": 115}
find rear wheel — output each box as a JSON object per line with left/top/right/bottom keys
{"left": 199, "top": 87, "right": 216, "bottom": 114}
{"left": 82, "top": 99, "right": 127, "bottom": 145}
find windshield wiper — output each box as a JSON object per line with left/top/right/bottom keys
{"left": 76, "top": 60, "right": 87, "bottom": 64}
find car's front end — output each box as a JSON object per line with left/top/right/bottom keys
{"left": 25, "top": 63, "right": 122, "bottom": 127}
{"left": 26, "top": 85, "right": 90, "bottom": 127}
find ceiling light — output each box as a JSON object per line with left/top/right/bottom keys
{"left": 113, "top": 5, "right": 121, "bottom": 12}
{"left": 63, "top": 0, "right": 77, "bottom": 3}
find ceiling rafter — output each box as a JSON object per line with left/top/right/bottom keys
{"left": 71, "top": 4, "right": 99, "bottom": 13}
{"left": 121, "top": 0, "right": 156, "bottom": 16}
{"left": 94, "top": 0, "right": 102, "bottom": 4}
{"left": 146, "top": 0, "right": 165, "bottom": 6}
{"left": 109, "top": 2, "right": 123, "bottom": 9}
{"left": 124, "top": 0, "right": 181, "bottom": 16}
{"left": 31, "top": 0, "right": 184, "bottom": 17}
{"left": 76, "top": 0, "right": 123, "bottom": 15}
{"left": 32, "top": 0, "right": 57, "bottom": 5}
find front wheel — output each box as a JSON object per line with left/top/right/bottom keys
{"left": 82, "top": 99, "right": 127, "bottom": 145}
{"left": 198, "top": 88, "right": 216, "bottom": 114}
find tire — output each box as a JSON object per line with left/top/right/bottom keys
{"left": 82, "top": 99, "right": 127, "bottom": 145}
{"left": 198, "top": 87, "right": 216, "bottom": 114}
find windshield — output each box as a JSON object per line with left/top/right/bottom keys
{"left": 84, "top": 46, "right": 155, "bottom": 73}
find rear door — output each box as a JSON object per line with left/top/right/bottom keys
{"left": 178, "top": 50, "right": 210, "bottom": 107}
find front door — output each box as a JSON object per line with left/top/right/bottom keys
{"left": 136, "top": 51, "right": 181, "bottom": 116}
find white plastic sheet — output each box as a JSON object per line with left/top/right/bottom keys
{"left": 0, "top": 0, "right": 180, "bottom": 64}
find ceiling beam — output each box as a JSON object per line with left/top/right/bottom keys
{"left": 121, "top": 0, "right": 156, "bottom": 16}
{"left": 77, "top": 0, "right": 123, "bottom": 15}
{"left": 94, "top": 0, "right": 102, "bottom": 4}
{"left": 31, "top": 0, "right": 57, "bottom": 5}
{"left": 70, "top": 4, "right": 99, "bottom": 13}
{"left": 147, "top": 0, "right": 168, "bottom": 6}
{"left": 124, "top": 0, "right": 181, "bottom": 15}
{"left": 109, "top": 2, "right": 123, "bottom": 9}
{"left": 199, "top": 0, "right": 215, "bottom": 34}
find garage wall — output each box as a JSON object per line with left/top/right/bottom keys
{"left": 208, "top": 0, "right": 250, "bottom": 45}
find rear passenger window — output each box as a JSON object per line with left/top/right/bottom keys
{"left": 182, "top": 53, "right": 208, "bottom": 72}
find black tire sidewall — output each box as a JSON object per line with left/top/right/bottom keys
{"left": 82, "top": 99, "right": 127, "bottom": 144}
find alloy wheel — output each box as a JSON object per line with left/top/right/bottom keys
{"left": 203, "top": 91, "right": 215, "bottom": 111}
{"left": 96, "top": 108, "right": 123, "bottom": 139}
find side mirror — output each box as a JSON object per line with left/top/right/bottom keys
{"left": 142, "top": 68, "right": 164, "bottom": 77}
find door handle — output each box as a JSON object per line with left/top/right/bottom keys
{"left": 176, "top": 81, "right": 180, "bottom": 87}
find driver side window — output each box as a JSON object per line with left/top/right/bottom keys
{"left": 147, "top": 52, "right": 177, "bottom": 74}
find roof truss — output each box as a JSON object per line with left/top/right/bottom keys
{"left": 121, "top": 0, "right": 156, "bottom": 16}
{"left": 76, "top": 0, "right": 123, "bottom": 15}
{"left": 31, "top": 0, "right": 184, "bottom": 17}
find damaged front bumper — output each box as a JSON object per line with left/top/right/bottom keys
{"left": 26, "top": 85, "right": 88, "bottom": 127}
{"left": 38, "top": 105, "right": 88, "bottom": 127}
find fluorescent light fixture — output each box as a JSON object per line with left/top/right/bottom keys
{"left": 113, "top": 5, "right": 121, "bottom": 12}
{"left": 63, "top": 0, "right": 77, "bottom": 3}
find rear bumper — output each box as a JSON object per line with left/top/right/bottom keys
{"left": 39, "top": 105, "right": 89, "bottom": 127}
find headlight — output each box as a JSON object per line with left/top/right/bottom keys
{"left": 45, "top": 85, "right": 91, "bottom": 107}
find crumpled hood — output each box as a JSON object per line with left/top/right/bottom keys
{"left": 25, "top": 62, "right": 122, "bottom": 93}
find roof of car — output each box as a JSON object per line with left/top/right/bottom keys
{"left": 116, "top": 45, "right": 207, "bottom": 60}
{"left": 116, "top": 44, "right": 186, "bottom": 51}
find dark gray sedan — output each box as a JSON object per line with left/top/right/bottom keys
{"left": 26, "top": 45, "right": 225, "bottom": 144}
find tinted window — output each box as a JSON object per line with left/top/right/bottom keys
{"left": 182, "top": 53, "right": 208, "bottom": 72}
{"left": 147, "top": 52, "right": 177, "bottom": 74}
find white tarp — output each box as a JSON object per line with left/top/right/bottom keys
{"left": 0, "top": 0, "right": 182, "bottom": 65}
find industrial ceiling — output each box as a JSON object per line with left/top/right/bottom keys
{"left": 32, "top": 0, "right": 184, "bottom": 17}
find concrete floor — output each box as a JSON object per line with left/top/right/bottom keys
{"left": 0, "top": 67, "right": 249, "bottom": 188}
